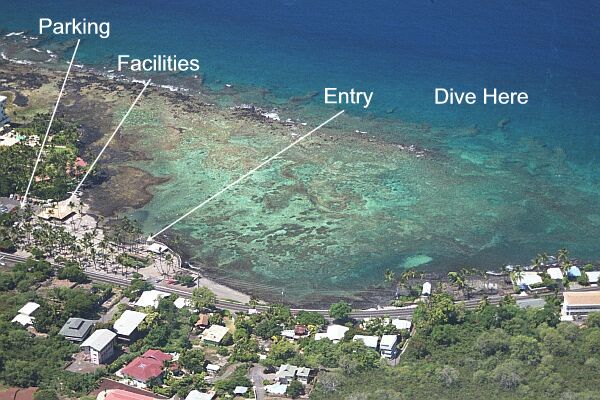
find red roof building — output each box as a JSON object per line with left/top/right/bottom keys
{"left": 103, "top": 389, "right": 159, "bottom": 400}
{"left": 120, "top": 350, "right": 172, "bottom": 384}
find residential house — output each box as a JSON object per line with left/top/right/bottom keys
{"left": 546, "top": 267, "right": 564, "bottom": 280}
{"left": 205, "top": 364, "right": 221, "bottom": 376}
{"left": 380, "top": 335, "right": 399, "bottom": 358}
{"left": 567, "top": 266, "right": 582, "bottom": 279}
{"left": 422, "top": 282, "right": 432, "bottom": 296}
{"left": 295, "top": 324, "right": 308, "bottom": 336}
{"left": 80, "top": 329, "right": 117, "bottom": 364}
{"left": 58, "top": 318, "right": 95, "bottom": 342}
{"left": 233, "top": 387, "right": 248, "bottom": 396}
{"left": 275, "top": 364, "right": 297, "bottom": 384}
{"left": 352, "top": 335, "right": 379, "bottom": 350}
{"left": 194, "top": 313, "right": 210, "bottom": 331}
{"left": 265, "top": 384, "right": 288, "bottom": 396}
{"left": 11, "top": 302, "right": 40, "bottom": 327}
{"left": 201, "top": 324, "right": 228, "bottom": 346}
{"left": 314, "top": 324, "right": 349, "bottom": 343}
{"left": 134, "top": 290, "right": 170, "bottom": 309}
{"left": 98, "top": 389, "right": 161, "bottom": 400}
{"left": 174, "top": 297, "right": 192, "bottom": 309}
{"left": 0, "top": 387, "right": 38, "bottom": 400}
{"left": 113, "top": 310, "right": 147, "bottom": 342}
{"left": 587, "top": 271, "right": 600, "bottom": 284}
{"left": 119, "top": 349, "right": 172, "bottom": 388}
{"left": 185, "top": 390, "right": 215, "bottom": 400}
{"left": 562, "top": 291, "right": 600, "bottom": 321}
{"left": 391, "top": 319, "right": 412, "bottom": 330}
{"left": 296, "top": 367, "right": 313, "bottom": 384}
{"left": 513, "top": 272, "right": 543, "bottom": 291}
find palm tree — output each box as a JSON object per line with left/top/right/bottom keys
{"left": 557, "top": 248, "right": 569, "bottom": 265}
{"left": 383, "top": 269, "right": 396, "bottom": 285}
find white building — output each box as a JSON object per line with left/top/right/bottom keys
{"left": 80, "top": 329, "right": 117, "bottom": 364}
{"left": 422, "top": 282, "right": 432, "bottom": 296}
{"left": 202, "top": 325, "right": 229, "bottom": 345}
{"left": 185, "top": 390, "right": 215, "bottom": 400}
{"left": 275, "top": 364, "right": 297, "bottom": 384}
{"left": 514, "top": 272, "right": 543, "bottom": 288}
{"left": 113, "top": 310, "right": 147, "bottom": 342}
{"left": 546, "top": 267, "right": 564, "bottom": 280}
{"left": 0, "top": 95, "right": 10, "bottom": 126}
{"left": 315, "top": 324, "right": 349, "bottom": 343}
{"left": 380, "top": 334, "right": 399, "bottom": 358}
{"left": 353, "top": 335, "right": 379, "bottom": 350}
{"left": 586, "top": 271, "right": 600, "bottom": 284}
{"left": 391, "top": 319, "right": 412, "bottom": 330}
{"left": 11, "top": 302, "right": 40, "bottom": 327}
{"left": 562, "top": 291, "right": 600, "bottom": 320}
{"left": 134, "top": 290, "right": 170, "bottom": 308}
{"left": 174, "top": 297, "right": 192, "bottom": 309}
{"left": 296, "top": 367, "right": 313, "bottom": 384}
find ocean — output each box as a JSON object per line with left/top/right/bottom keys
{"left": 2, "top": 1, "right": 599, "bottom": 303}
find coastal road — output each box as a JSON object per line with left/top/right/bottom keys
{"left": 3, "top": 252, "right": 594, "bottom": 319}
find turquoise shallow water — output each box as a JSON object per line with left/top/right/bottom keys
{"left": 2, "top": 1, "right": 599, "bottom": 302}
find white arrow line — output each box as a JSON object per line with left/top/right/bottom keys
{"left": 68, "top": 79, "right": 151, "bottom": 203}
{"left": 148, "top": 109, "right": 345, "bottom": 241}
{"left": 21, "top": 39, "right": 80, "bottom": 207}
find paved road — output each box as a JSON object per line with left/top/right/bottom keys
{"left": 3, "top": 252, "right": 595, "bottom": 319}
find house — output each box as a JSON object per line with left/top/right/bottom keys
{"left": 281, "top": 329, "right": 296, "bottom": 339}
{"left": 315, "top": 324, "right": 349, "bottom": 343}
{"left": 296, "top": 367, "right": 313, "bottom": 384}
{"left": 119, "top": 349, "right": 172, "bottom": 388}
{"left": 99, "top": 389, "right": 160, "bottom": 400}
{"left": 174, "top": 297, "right": 192, "bottom": 309}
{"left": 58, "top": 318, "right": 95, "bottom": 342}
{"left": 0, "top": 387, "right": 38, "bottom": 400}
{"left": 587, "top": 271, "right": 600, "bottom": 284}
{"left": 113, "top": 310, "right": 147, "bottom": 342}
{"left": 80, "top": 329, "right": 117, "bottom": 364}
{"left": 275, "top": 364, "right": 297, "bottom": 384}
{"left": 194, "top": 313, "right": 210, "bottom": 330}
{"left": 134, "top": 290, "right": 170, "bottom": 309}
{"left": 205, "top": 364, "right": 221, "bottom": 375}
{"left": 353, "top": 335, "right": 379, "bottom": 350}
{"left": 513, "top": 272, "right": 543, "bottom": 290}
{"left": 185, "top": 390, "right": 215, "bottom": 400}
{"left": 146, "top": 243, "right": 168, "bottom": 254}
{"left": 380, "top": 335, "right": 399, "bottom": 358}
{"left": 0, "top": 95, "right": 10, "bottom": 125}
{"left": 561, "top": 291, "right": 600, "bottom": 320}
{"left": 11, "top": 302, "right": 40, "bottom": 327}
{"left": 546, "top": 267, "right": 564, "bottom": 280}
{"left": 233, "top": 386, "right": 248, "bottom": 396}
{"left": 391, "top": 319, "right": 412, "bottom": 330}
{"left": 36, "top": 201, "right": 76, "bottom": 221}
{"left": 201, "top": 324, "right": 228, "bottom": 346}
{"left": 422, "top": 282, "right": 432, "bottom": 296}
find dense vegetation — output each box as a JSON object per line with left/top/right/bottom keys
{"left": 0, "top": 114, "right": 86, "bottom": 199}
{"left": 311, "top": 293, "right": 600, "bottom": 400}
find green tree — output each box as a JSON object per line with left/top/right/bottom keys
{"left": 33, "top": 390, "right": 59, "bottom": 400}
{"left": 179, "top": 348, "right": 205, "bottom": 373}
{"left": 295, "top": 311, "right": 326, "bottom": 328}
{"left": 192, "top": 286, "right": 216, "bottom": 310}
{"left": 255, "top": 318, "right": 281, "bottom": 339}
{"left": 329, "top": 301, "right": 352, "bottom": 322}
{"left": 286, "top": 380, "right": 305, "bottom": 398}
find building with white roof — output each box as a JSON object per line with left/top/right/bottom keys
{"left": 391, "top": 319, "right": 412, "bottom": 330}
{"left": 11, "top": 301, "right": 40, "bottom": 326}
{"left": 202, "top": 325, "right": 229, "bottom": 346}
{"left": 205, "top": 364, "right": 221, "bottom": 375}
{"left": 315, "top": 324, "right": 349, "bottom": 343}
{"left": 296, "top": 366, "right": 313, "bottom": 384}
{"left": 353, "top": 335, "right": 379, "bottom": 349}
{"left": 80, "top": 329, "right": 117, "bottom": 364}
{"left": 562, "top": 291, "right": 600, "bottom": 320}
{"left": 134, "top": 290, "right": 170, "bottom": 308}
{"left": 275, "top": 364, "right": 297, "bottom": 384}
{"left": 514, "top": 272, "right": 543, "bottom": 288}
{"left": 546, "top": 267, "right": 564, "bottom": 280}
{"left": 113, "top": 310, "right": 147, "bottom": 342}
{"left": 185, "top": 390, "right": 215, "bottom": 400}
{"left": 380, "top": 335, "right": 399, "bottom": 358}
{"left": 147, "top": 243, "right": 168, "bottom": 254}
{"left": 174, "top": 297, "right": 192, "bottom": 309}
{"left": 422, "top": 282, "right": 432, "bottom": 296}
{"left": 586, "top": 271, "right": 600, "bottom": 284}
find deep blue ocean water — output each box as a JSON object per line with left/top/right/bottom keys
{"left": 2, "top": 1, "right": 599, "bottom": 301}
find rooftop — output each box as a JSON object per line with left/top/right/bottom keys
{"left": 546, "top": 267, "right": 564, "bottom": 280}
{"left": 563, "top": 291, "right": 600, "bottom": 306}
{"left": 18, "top": 302, "right": 40, "bottom": 316}
{"left": 380, "top": 334, "right": 399, "bottom": 348}
{"left": 102, "top": 389, "right": 159, "bottom": 400}
{"left": 120, "top": 351, "right": 170, "bottom": 383}
{"left": 58, "top": 318, "right": 95, "bottom": 340}
{"left": 202, "top": 324, "right": 228, "bottom": 343}
{"left": 134, "top": 290, "right": 170, "bottom": 309}
{"left": 114, "top": 310, "right": 147, "bottom": 336}
{"left": 353, "top": 335, "right": 379, "bottom": 349}
{"left": 81, "top": 329, "right": 117, "bottom": 351}
{"left": 184, "top": 390, "right": 215, "bottom": 400}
